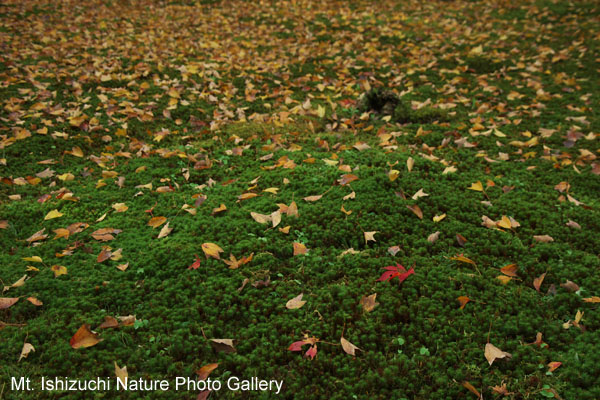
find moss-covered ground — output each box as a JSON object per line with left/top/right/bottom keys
{"left": 1, "top": 0, "right": 600, "bottom": 399}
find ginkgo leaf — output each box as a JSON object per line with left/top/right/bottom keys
{"left": 468, "top": 181, "right": 484, "bottom": 192}
{"left": 340, "top": 337, "right": 360, "bottom": 356}
{"left": 70, "top": 324, "right": 102, "bottom": 349}
{"left": 44, "top": 209, "right": 63, "bottom": 220}
{"left": 286, "top": 293, "right": 306, "bottom": 309}
{"left": 202, "top": 243, "right": 224, "bottom": 259}
{"left": 484, "top": 343, "right": 512, "bottom": 365}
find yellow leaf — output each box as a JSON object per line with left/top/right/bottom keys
{"left": 51, "top": 265, "right": 67, "bottom": 277}
{"left": 112, "top": 203, "right": 128, "bottom": 213}
{"left": 433, "top": 214, "right": 446, "bottom": 223}
{"left": 449, "top": 255, "right": 476, "bottom": 266}
{"left": 44, "top": 209, "right": 63, "bottom": 220}
{"left": 497, "top": 215, "right": 512, "bottom": 229}
{"left": 22, "top": 256, "right": 43, "bottom": 263}
{"left": 468, "top": 181, "right": 484, "bottom": 192}
{"left": 388, "top": 169, "right": 400, "bottom": 181}
{"left": 497, "top": 275, "right": 512, "bottom": 284}
{"left": 115, "top": 362, "right": 128, "bottom": 388}
{"left": 202, "top": 243, "right": 224, "bottom": 260}
{"left": 279, "top": 226, "right": 291, "bottom": 234}
{"left": 317, "top": 105, "right": 326, "bottom": 118}
{"left": 406, "top": 157, "right": 414, "bottom": 172}
{"left": 364, "top": 231, "right": 378, "bottom": 243}
{"left": 500, "top": 264, "right": 519, "bottom": 277}
{"left": 147, "top": 216, "right": 167, "bottom": 228}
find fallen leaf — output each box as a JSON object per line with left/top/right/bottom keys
{"left": 70, "top": 324, "right": 102, "bottom": 349}
{"left": 51, "top": 265, "right": 68, "bottom": 277}
{"left": 250, "top": 212, "right": 271, "bottom": 224}
{"left": 340, "top": 337, "right": 360, "bottom": 356}
{"left": 388, "top": 169, "right": 400, "bottom": 181}
{"left": 427, "top": 231, "right": 440, "bottom": 243}
{"left": 0, "top": 220, "right": 8, "bottom": 229}
{"left": 412, "top": 188, "right": 429, "bottom": 200}
{"left": 0, "top": 297, "right": 19, "bottom": 309}
{"left": 26, "top": 297, "right": 43, "bottom": 306}
{"left": 533, "top": 235, "right": 554, "bottom": 243}
{"left": 406, "top": 204, "right": 423, "bottom": 219}
{"left": 202, "top": 243, "right": 224, "bottom": 260}
{"left": 98, "top": 316, "right": 119, "bottom": 329}
{"left": 450, "top": 254, "right": 476, "bottom": 266}
{"left": 115, "top": 362, "right": 128, "bottom": 388}
{"left": 500, "top": 264, "right": 519, "bottom": 277}
{"left": 116, "top": 263, "right": 129, "bottom": 271}
{"left": 377, "top": 263, "right": 415, "bottom": 285}
{"left": 566, "top": 220, "right": 581, "bottom": 229}
{"left": 462, "top": 381, "right": 482, "bottom": 399}
{"left": 210, "top": 338, "right": 236, "bottom": 353}
{"left": 468, "top": 181, "right": 484, "bottom": 192}
{"left": 286, "top": 293, "right": 306, "bottom": 309}
{"left": 338, "top": 174, "right": 358, "bottom": 186}
{"left": 484, "top": 343, "right": 512, "bottom": 365}
{"left": 406, "top": 157, "right": 414, "bottom": 172}
{"left": 97, "top": 249, "right": 112, "bottom": 263}
{"left": 433, "top": 214, "right": 446, "bottom": 223}
{"left": 293, "top": 242, "right": 307, "bottom": 256}
{"left": 560, "top": 280, "right": 579, "bottom": 292}
{"left": 197, "top": 363, "right": 219, "bottom": 381}
{"left": 303, "top": 194, "right": 323, "bottom": 202}
{"left": 211, "top": 204, "right": 227, "bottom": 215}
{"left": 157, "top": 222, "right": 172, "bottom": 238}
{"left": 388, "top": 246, "right": 400, "bottom": 256}
{"left": 547, "top": 361, "right": 562, "bottom": 372}
{"left": 457, "top": 296, "right": 470, "bottom": 310}
{"left": 533, "top": 273, "right": 546, "bottom": 292}
{"left": 112, "top": 203, "right": 128, "bottom": 212}
{"left": 44, "top": 209, "right": 63, "bottom": 220}
{"left": 3, "top": 274, "right": 27, "bottom": 292}
{"left": 18, "top": 343, "right": 35, "bottom": 362}
{"left": 343, "top": 191, "right": 355, "bottom": 200}
{"left": 583, "top": 297, "right": 600, "bottom": 303}
{"left": 148, "top": 216, "right": 167, "bottom": 228}
{"left": 359, "top": 294, "right": 378, "bottom": 312}
{"left": 456, "top": 234, "right": 467, "bottom": 247}
{"left": 188, "top": 255, "right": 202, "bottom": 270}
{"left": 364, "top": 231, "right": 378, "bottom": 244}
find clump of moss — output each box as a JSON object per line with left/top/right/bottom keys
{"left": 359, "top": 89, "right": 447, "bottom": 123}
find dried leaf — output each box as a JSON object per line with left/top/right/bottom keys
{"left": 533, "top": 235, "right": 554, "bottom": 243}
{"left": 0, "top": 297, "right": 19, "bottom": 309}
{"left": 98, "top": 316, "right": 119, "bottom": 329}
{"left": 427, "top": 231, "right": 440, "bottom": 243}
{"left": 157, "top": 222, "right": 172, "bottom": 238}
{"left": 293, "top": 242, "right": 307, "bottom": 256}
{"left": 51, "top": 265, "right": 68, "bottom": 277}
{"left": 70, "top": 324, "right": 102, "bottom": 349}
{"left": 286, "top": 293, "right": 306, "bottom": 309}
{"left": 197, "top": 363, "right": 219, "bottom": 381}
{"left": 340, "top": 337, "right": 360, "bottom": 356}
{"left": 115, "top": 362, "right": 128, "bottom": 388}
{"left": 359, "top": 294, "right": 378, "bottom": 312}
{"left": 406, "top": 204, "right": 423, "bottom": 219}
{"left": 44, "top": 209, "right": 63, "bottom": 220}
{"left": 303, "top": 194, "right": 323, "bottom": 202}
{"left": 484, "top": 343, "right": 512, "bottom": 365}
{"left": 500, "top": 264, "right": 519, "bottom": 277}
{"left": 457, "top": 296, "right": 470, "bottom": 310}
{"left": 202, "top": 243, "right": 224, "bottom": 260}
{"left": 19, "top": 343, "right": 35, "bottom": 362}
{"left": 148, "top": 216, "right": 167, "bottom": 228}
{"left": 210, "top": 338, "right": 236, "bottom": 353}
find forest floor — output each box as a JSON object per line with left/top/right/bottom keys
{"left": 1, "top": 0, "right": 599, "bottom": 399}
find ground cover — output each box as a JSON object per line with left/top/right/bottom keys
{"left": 1, "top": 0, "right": 599, "bottom": 399}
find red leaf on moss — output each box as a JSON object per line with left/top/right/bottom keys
{"left": 376, "top": 263, "right": 414, "bottom": 285}
{"left": 188, "top": 254, "right": 202, "bottom": 270}
{"left": 305, "top": 345, "right": 317, "bottom": 360}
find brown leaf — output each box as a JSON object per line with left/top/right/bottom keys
{"left": 0, "top": 297, "right": 19, "bottom": 309}
{"left": 500, "top": 264, "right": 519, "bottom": 277}
{"left": 286, "top": 293, "right": 306, "bottom": 309}
{"left": 287, "top": 201, "right": 299, "bottom": 217}
{"left": 211, "top": 204, "right": 227, "bottom": 215}
{"left": 484, "top": 343, "right": 512, "bottom": 365}
{"left": 427, "top": 231, "right": 440, "bottom": 243}
{"left": 565, "top": 220, "right": 581, "bottom": 229}
{"left": 197, "top": 363, "right": 219, "bottom": 381}
{"left": 583, "top": 296, "right": 600, "bottom": 303}
{"left": 456, "top": 234, "right": 468, "bottom": 247}
{"left": 91, "top": 228, "right": 121, "bottom": 241}
{"left": 98, "top": 316, "right": 119, "bottom": 329}
{"left": 97, "top": 249, "right": 112, "bottom": 263}
{"left": 533, "top": 273, "right": 546, "bottom": 292}
{"left": 70, "top": 324, "right": 102, "bottom": 349}
{"left": 406, "top": 204, "right": 423, "bottom": 219}
{"left": 115, "top": 362, "right": 128, "bottom": 388}
{"left": 26, "top": 297, "right": 43, "bottom": 306}
{"left": 560, "top": 280, "right": 579, "bottom": 292}
{"left": 462, "top": 381, "right": 482, "bottom": 399}
{"left": 533, "top": 235, "right": 554, "bottom": 243}
{"left": 250, "top": 212, "right": 271, "bottom": 224}
{"left": 338, "top": 174, "right": 358, "bottom": 186}
{"left": 359, "top": 294, "right": 378, "bottom": 312}
{"left": 210, "top": 338, "right": 236, "bottom": 353}
{"left": 0, "top": 220, "right": 9, "bottom": 229}
{"left": 340, "top": 337, "right": 360, "bottom": 356}
{"left": 457, "top": 296, "right": 470, "bottom": 310}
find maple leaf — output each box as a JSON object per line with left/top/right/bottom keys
{"left": 188, "top": 254, "right": 202, "bottom": 270}
{"left": 376, "top": 263, "right": 414, "bottom": 285}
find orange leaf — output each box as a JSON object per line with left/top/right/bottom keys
{"left": 70, "top": 324, "right": 102, "bottom": 349}
{"left": 406, "top": 204, "right": 423, "bottom": 219}
{"left": 147, "top": 216, "right": 167, "bottom": 228}
{"left": 500, "top": 264, "right": 519, "bottom": 277}
{"left": 457, "top": 296, "right": 470, "bottom": 310}
{"left": 293, "top": 242, "right": 307, "bottom": 256}
{"left": 338, "top": 174, "right": 358, "bottom": 186}
{"left": 0, "top": 297, "right": 19, "bottom": 309}
{"left": 533, "top": 273, "right": 546, "bottom": 292}
{"left": 197, "top": 363, "right": 219, "bottom": 381}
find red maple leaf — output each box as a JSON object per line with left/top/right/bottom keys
{"left": 188, "top": 254, "right": 202, "bottom": 270}
{"left": 288, "top": 337, "right": 318, "bottom": 359}
{"left": 376, "top": 263, "right": 414, "bottom": 285}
